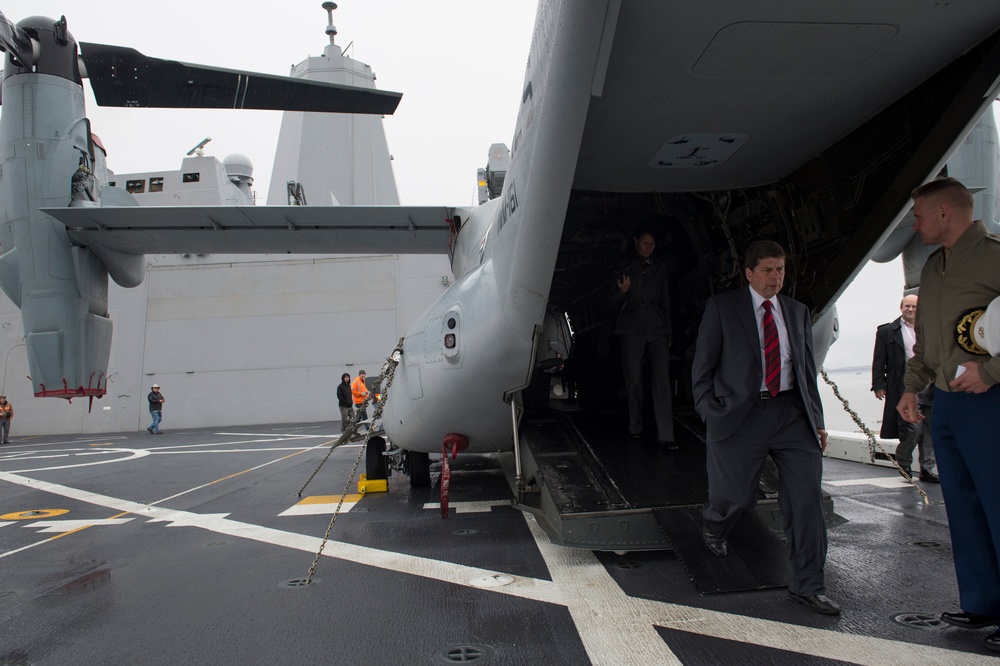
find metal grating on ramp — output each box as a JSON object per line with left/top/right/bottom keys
{"left": 654, "top": 505, "right": 789, "bottom": 594}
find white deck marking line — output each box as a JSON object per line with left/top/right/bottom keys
{"left": 214, "top": 432, "right": 334, "bottom": 438}
{"left": 0, "top": 470, "right": 990, "bottom": 665}
{"left": 152, "top": 442, "right": 330, "bottom": 505}
{"left": 524, "top": 516, "right": 988, "bottom": 665}
{"left": 4, "top": 448, "right": 151, "bottom": 473}
{"left": 1, "top": 438, "right": 330, "bottom": 473}
{"left": 422, "top": 500, "right": 511, "bottom": 514}
{"left": 826, "top": 477, "right": 913, "bottom": 488}
{"left": 0, "top": 470, "right": 560, "bottom": 604}
{"left": 149, "top": 448, "right": 322, "bottom": 454}
{"left": 23, "top": 518, "right": 135, "bottom": 533}
{"left": 151, "top": 438, "right": 322, "bottom": 450}
{"left": 524, "top": 514, "right": 683, "bottom": 664}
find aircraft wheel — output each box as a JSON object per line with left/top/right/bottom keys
{"left": 365, "top": 436, "right": 388, "bottom": 480}
{"left": 408, "top": 451, "right": 431, "bottom": 487}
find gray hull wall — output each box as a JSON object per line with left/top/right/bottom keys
{"left": 0, "top": 253, "right": 451, "bottom": 435}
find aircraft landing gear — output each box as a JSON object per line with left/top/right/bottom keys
{"left": 366, "top": 439, "right": 431, "bottom": 488}
{"left": 407, "top": 451, "right": 431, "bottom": 487}
{"left": 365, "top": 436, "right": 388, "bottom": 480}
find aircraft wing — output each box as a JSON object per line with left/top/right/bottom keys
{"left": 42, "top": 205, "right": 454, "bottom": 256}
{"left": 78, "top": 43, "right": 402, "bottom": 115}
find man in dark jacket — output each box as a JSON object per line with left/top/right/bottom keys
{"left": 872, "top": 295, "right": 938, "bottom": 482}
{"left": 337, "top": 372, "right": 355, "bottom": 432}
{"left": 611, "top": 227, "right": 674, "bottom": 446}
{"left": 147, "top": 384, "right": 164, "bottom": 434}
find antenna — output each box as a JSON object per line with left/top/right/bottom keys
{"left": 186, "top": 137, "right": 212, "bottom": 157}
{"left": 323, "top": 2, "right": 338, "bottom": 46}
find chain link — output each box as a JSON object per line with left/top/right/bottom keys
{"left": 819, "top": 369, "right": 929, "bottom": 505}
{"left": 304, "top": 339, "right": 404, "bottom": 584}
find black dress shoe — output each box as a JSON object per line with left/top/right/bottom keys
{"left": 987, "top": 629, "right": 1000, "bottom": 653}
{"left": 702, "top": 523, "right": 727, "bottom": 557}
{"left": 897, "top": 467, "right": 912, "bottom": 479}
{"left": 919, "top": 470, "right": 940, "bottom": 483}
{"left": 788, "top": 592, "right": 842, "bottom": 615}
{"left": 940, "top": 611, "right": 1000, "bottom": 629}
{"left": 660, "top": 440, "right": 679, "bottom": 450}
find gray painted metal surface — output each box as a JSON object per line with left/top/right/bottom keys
{"left": 1, "top": 425, "right": 994, "bottom": 664}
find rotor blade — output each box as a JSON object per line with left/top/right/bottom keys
{"left": 78, "top": 42, "right": 401, "bottom": 115}
{"left": 0, "top": 9, "right": 36, "bottom": 67}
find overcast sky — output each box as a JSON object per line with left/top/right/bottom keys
{"left": 5, "top": 1, "right": 996, "bottom": 415}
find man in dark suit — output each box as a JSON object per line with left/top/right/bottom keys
{"left": 871, "top": 295, "right": 938, "bottom": 482}
{"left": 692, "top": 240, "right": 838, "bottom": 615}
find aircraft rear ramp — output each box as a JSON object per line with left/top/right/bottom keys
{"left": 502, "top": 407, "right": 835, "bottom": 594}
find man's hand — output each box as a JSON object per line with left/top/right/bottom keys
{"left": 874, "top": 389, "right": 886, "bottom": 401}
{"left": 897, "top": 392, "right": 923, "bottom": 423}
{"left": 817, "top": 429, "right": 828, "bottom": 452}
{"left": 617, "top": 274, "right": 631, "bottom": 294}
{"left": 949, "top": 362, "right": 991, "bottom": 394}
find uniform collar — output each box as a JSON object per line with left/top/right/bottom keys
{"left": 952, "top": 219, "right": 987, "bottom": 252}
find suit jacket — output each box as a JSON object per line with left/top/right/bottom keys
{"left": 871, "top": 317, "right": 933, "bottom": 439}
{"left": 691, "top": 287, "right": 825, "bottom": 443}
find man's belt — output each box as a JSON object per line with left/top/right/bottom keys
{"left": 759, "top": 390, "right": 795, "bottom": 400}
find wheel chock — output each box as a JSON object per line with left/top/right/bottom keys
{"left": 358, "top": 473, "right": 387, "bottom": 494}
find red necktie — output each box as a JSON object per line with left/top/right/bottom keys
{"left": 762, "top": 300, "right": 780, "bottom": 397}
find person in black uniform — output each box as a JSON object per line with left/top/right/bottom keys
{"left": 612, "top": 227, "right": 674, "bottom": 447}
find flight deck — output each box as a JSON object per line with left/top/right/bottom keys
{"left": 0, "top": 423, "right": 996, "bottom": 664}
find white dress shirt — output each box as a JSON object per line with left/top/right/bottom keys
{"left": 749, "top": 286, "right": 794, "bottom": 392}
{"left": 901, "top": 319, "right": 916, "bottom": 360}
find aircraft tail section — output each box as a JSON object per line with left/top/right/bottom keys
{"left": 490, "top": 1, "right": 614, "bottom": 343}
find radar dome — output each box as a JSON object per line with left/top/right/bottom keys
{"left": 223, "top": 154, "right": 254, "bottom": 180}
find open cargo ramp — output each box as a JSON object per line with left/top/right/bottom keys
{"left": 500, "top": 406, "right": 834, "bottom": 593}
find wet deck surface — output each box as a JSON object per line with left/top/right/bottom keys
{"left": 1, "top": 423, "right": 997, "bottom": 664}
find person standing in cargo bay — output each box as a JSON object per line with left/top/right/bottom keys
{"left": 612, "top": 226, "right": 675, "bottom": 447}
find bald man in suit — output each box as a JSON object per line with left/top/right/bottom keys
{"left": 692, "top": 240, "right": 838, "bottom": 615}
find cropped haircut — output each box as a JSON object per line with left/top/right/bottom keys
{"left": 743, "top": 240, "right": 786, "bottom": 271}
{"left": 911, "top": 177, "right": 973, "bottom": 212}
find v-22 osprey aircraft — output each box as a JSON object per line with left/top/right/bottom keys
{"left": 3, "top": 3, "right": 1000, "bottom": 555}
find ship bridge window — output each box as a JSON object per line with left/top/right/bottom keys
{"left": 126, "top": 179, "right": 145, "bottom": 194}
{"left": 183, "top": 172, "right": 200, "bottom": 183}
{"left": 149, "top": 177, "right": 164, "bottom": 192}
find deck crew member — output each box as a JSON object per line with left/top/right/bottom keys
{"left": 0, "top": 395, "right": 12, "bottom": 444}
{"left": 337, "top": 372, "right": 355, "bottom": 432}
{"left": 692, "top": 240, "right": 838, "bottom": 615}
{"left": 147, "top": 384, "right": 164, "bottom": 434}
{"left": 351, "top": 370, "right": 370, "bottom": 427}
{"left": 612, "top": 227, "right": 675, "bottom": 447}
{"left": 871, "top": 294, "right": 938, "bottom": 482}
{"left": 898, "top": 177, "right": 1000, "bottom": 653}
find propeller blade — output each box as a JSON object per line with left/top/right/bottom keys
{"left": 78, "top": 42, "right": 401, "bottom": 115}
{"left": 0, "top": 9, "right": 36, "bottom": 67}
